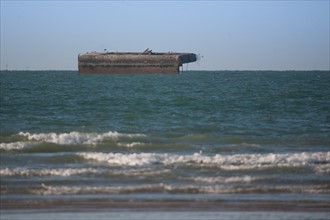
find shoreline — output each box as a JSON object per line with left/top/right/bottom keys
{"left": 2, "top": 211, "right": 329, "bottom": 220}
{"left": 2, "top": 201, "right": 330, "bottom": 220}
{"left": 2, "top": 198, "right": 329, "bottom": 212}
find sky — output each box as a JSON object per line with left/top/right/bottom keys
{"left": 0, "top": 1, "right": 329, "bottom": 71}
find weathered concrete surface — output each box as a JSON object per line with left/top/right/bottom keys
{"left": 78, "top": 52, "right": 197, "bottom": 74}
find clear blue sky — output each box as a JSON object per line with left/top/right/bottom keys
{"left": 1, "top": 1, "right": 329, "bottom": 70}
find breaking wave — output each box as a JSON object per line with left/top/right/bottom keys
{"left": 0, "top": 141, "right": 36, "bottom": 151}
{"left": 30, "top": 183, "right": 330, "bottom": 195}
{"left": 0, "top": 167, "right": 172, "bottom": 177}
{"left": 185, "top": 176, "right": 261, "bottom": 183}
{"left": 76, "top": 151, "right": 330, "bottom": 169}
{"left": 0, "top": 131, "right": 146, "bottom": 150}
{"left": 0, "top": 167, "right": 102, "bottom": 177}
{"left": 117, "top": 142, "right": 146, "bottom": 148}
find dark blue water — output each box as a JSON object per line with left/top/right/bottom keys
{"left": 1, "top": 71, "right": 329, "bottom": 212}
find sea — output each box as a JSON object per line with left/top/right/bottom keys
{"left": 0, "top": 70, "right": 329, "bottom": 220}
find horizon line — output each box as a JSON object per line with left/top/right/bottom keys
{"left": 1, "top": 69, "right": 329, "bottom": 72}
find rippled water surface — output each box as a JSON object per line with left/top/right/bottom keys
{"left": 1, "top": 70, "right": 329, "bottom": 215}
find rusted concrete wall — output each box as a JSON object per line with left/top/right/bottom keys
{"left": 78, "top": 52, "right": 196, "bottom": 74}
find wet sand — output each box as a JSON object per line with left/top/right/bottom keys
{"left": 2, "top": 198, "right": 329, "bottom": 220}
{"left": 2, "top": 210, "right": 330, "bottom": 220}
{"left": 2, "top": 198, "right": 330, "bottom": 212}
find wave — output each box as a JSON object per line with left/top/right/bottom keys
{"left": 117, "top": 142, "right": 147, "bottom": 148}
{"left": 313, "top": 164, "right": 330, "bottom": 173}
{"left": 184, "top": 176, "right": 261, "bottom": 183}
{"left": 0, "top": 167, "right": 102, "bottom": 177}
{"left": 0, "top": 141, "right": 36, "bottom": 151}
{"left": 19, "top": 131, "right": 146, "bottom": 145}
{"left": 0, "top": 167, "right": 172, "bottom": 177}
{"left": 28, "top": 183, "right": 329, "bottom": 195}
{"left": 77, "top": 151, "right": 330, "bottom": 170}
{"left": 0, "top": 131, "right": 146, "bottom": 150}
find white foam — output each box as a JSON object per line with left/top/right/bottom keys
{"left": 196, "top": 184, "right": 330, "bottom": 194}
{"left": 0, "top": 141, "right": 35, "bottom": 151}
{"left": 0, "top": 167, "right": 102, "bottom": 177}
{"left": 77, "top": 152, "right": 160, "bottom": 166}
{"left": 34, "top": 183, "right": 330, "bottom": 195}
{"left": 314, "top": 164, "right": 330, "bottom": 173}
{"left": 77, "top": 151, "right": 330, "bottom": 170}
{"left": 117, "top": 142, "right": 146, "bottom": 148}
{"left": 110, "top": 168, "right": 172, "bottom": 177}
{"left": 0, "top": 167, "right": 171, "bottom": 177}
{"left": 187, "top": 176, "right": 259, "bottom": 183}
{"left": 18, "top": 131, "right": 145, "bottom": 146}
{"left": 36, "top": 183, "right": 172, "bottom": 195}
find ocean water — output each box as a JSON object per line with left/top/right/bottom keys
{"left": 0, "top": 70, "right": 329, "bottom": 219}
